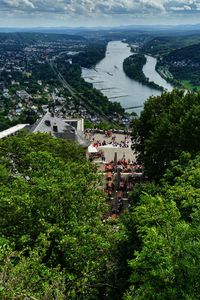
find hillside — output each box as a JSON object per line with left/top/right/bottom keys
{"left": 164, "top": 42, "right": 200, "bottom": 64}
{"left": 161, "top": 43, "right": 200, "bottom": 89}
{"left": 0, "top": 32, "right": 85, "bottom": 43}
{"left": 141, "top": 34, "right": 200, "bottom": 56}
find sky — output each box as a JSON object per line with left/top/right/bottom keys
{"left": 1, "top": 0, "right": 200, "bottom": 27}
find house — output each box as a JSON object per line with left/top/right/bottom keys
{"left": 16, "top": 90, "right": 31, "bottom": 100}
{"left": 30, "top": 111, "right": 89, "bottom": 147}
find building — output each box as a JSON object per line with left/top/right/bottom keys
{"left": 30, "top": 111, "right": 89, "bottom": 147}
{"left": 0, "top": 124, "right": 29, "bottom": 139}
{"left": 16, "top": 90, "right": 31, "bottom": 100}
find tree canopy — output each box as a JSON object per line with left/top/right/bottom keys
{"left": 122, "top": 153, "right": 200, "bottom": 300}
{"left": 132, "top": 90, "right": 200, "bottom": 179}
{"left": 123, "top": 54, "right": 163, "bottom": 91}
{"left": 1, "top": 103, "right": 200, "bottom": 299}
{"left": 0, "top": 133, "right": 119, "bottom": 299}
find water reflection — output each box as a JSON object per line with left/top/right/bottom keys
{"left": 82, "top": 41, "right": 172, "bottom": 113}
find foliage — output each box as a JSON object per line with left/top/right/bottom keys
{"left": 123, "top": 54, "right": 163, "bottom": 91}
{"left": 141, "top": 35, "right": 200, "bottom": 56}
{"left": 123, "top": 154, "right": 200, "bottom": 300}
{"left": 72, "top": 42, "right": 107, "bottom": 68}
{"left": 132, "top": 90, "right": 200, "bottom": 179}
{"left": 157, "top": 42, "right": 200, "bottom": 89}
{"left": 0, "top": 133, "right": 118, "bottom": 299}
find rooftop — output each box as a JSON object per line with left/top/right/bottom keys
{"left": 0, "top": 124, "right": 29, "bottom": 139}
{"left": 31, "top": 111, "right": 90, "bottom": 147}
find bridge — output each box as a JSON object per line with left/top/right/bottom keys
{"left": 83, "top": 76, "right": 96, "bottom": 79}
{"left": 124, "top": 105, "right": 143, "bottom": 110}
{"left": 108, "top": 95, "right": 129, "bottom": 100}
{"left": 100, "top": 87, "right": 116, "bottom": 91}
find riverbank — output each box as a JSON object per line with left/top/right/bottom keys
{"left": 123, "top": 54, "right": 164, "bottom": 91}
{"left": 156, "top": 62, "right": 200, "bottom": 91}
{"left": 82, "top": 41, "right": 171, "bottom": 114}
{"left": 155, "top": 62, "right": 181, "bottom": 88}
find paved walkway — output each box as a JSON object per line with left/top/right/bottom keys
{"left": 90, "top": 133, "right": 136, "bottom": 163}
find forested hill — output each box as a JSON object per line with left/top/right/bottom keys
{"left": 164, "top": 42, "right": 200, "bottom": 65}
{"left": 72, "top": 42, "right": 107, "bottom": 68}
{"left": 141, "top": 35, "right": 200, "bottom": 56}
{"left": 0, "top": 32, "right": 85, "bottom": 43}
{"left": 140, "top": 34, "right": 200, "bottom": 90}
{"left": 160, "top": 43, "right": 200, "bottom": 89}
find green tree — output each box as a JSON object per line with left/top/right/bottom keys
{"left": 123, "top": 154, "right": 200, "bottom": 300}
{"left": 0, "top": 133, "right": 116, "bottom": 299}
{"left": 132, "top": 90, "right": 200, "bottom": 179}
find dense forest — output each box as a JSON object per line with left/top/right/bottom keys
{"left": 0, "top": 133, "right": 114, "bottom": 299}
{"left": 0, "top": 32, "right": 85, "bottom": 44}
{"left": 132, "top": 90, "right": 200, "bottom": 179}
{"left": 1, "top": 90, "right": 200, "bottom": 299}
{"left": 123, "top": 54, "right": 163, "bottom": 91}
{"left": 72, "top": 42, "right": 107, "bottom": 68}
{"left": 140, "top": 35, "right": 200, "bottom": 89}
{"left": 141, "top": 34, "right": 200, "bottom": 56}
{"left": 160, "top": 43, "right": 200, "bottom": 88}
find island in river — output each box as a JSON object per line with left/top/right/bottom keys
{"left": 123, "top": 53, "right": 164, "bottom": 91}
{"left": 82, "top": 41, "right": 173, "bottom": 113}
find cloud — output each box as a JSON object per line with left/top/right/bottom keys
{"left": 170, "top": 5, "right": 192, "bottom": 10}
{"left": 2, "top": 0, "right": 35, "bottom": 9}
{"left": 165, "top": 0, "right": 200, "bottom": 12}
{"left": 0, "top": 0, "right": 200, "bottom": 23}
{"left": 61, "top": 0, "right": 166, "bottom": 15}
{"left": 0, "top": 0, "right": 166, "bottom": 14}
{"left": 141, "top": 0, "right": 165, "bottom": 12}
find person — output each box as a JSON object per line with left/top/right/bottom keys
{"left": 101, "top": 152, "right": 105, "bottom": 162}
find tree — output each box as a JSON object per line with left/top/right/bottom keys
{"left": 0, "top": 133, "right": 115, "bottom": 299}
{"left": 123, "top": 154, "right": 200, "bottom": 299}
{"left": 132, "top": 90, "right": 200, "bottom": 179}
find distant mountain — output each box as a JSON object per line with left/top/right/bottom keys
{"left": 1, "top": 24, "right": 200, "bottom": 34}
{"left": 0, "top": 31, "right": 85, "bottom": 42}
{"left": 173, "top": 24, "right": 200, "bottom": 31}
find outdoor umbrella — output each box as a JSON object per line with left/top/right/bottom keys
{"left": 88, "top": 145, "right": 98, "bottom": 153}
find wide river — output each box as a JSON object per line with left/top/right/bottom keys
{"left": 82, "top": 41, "right": 173, "bottom": 113}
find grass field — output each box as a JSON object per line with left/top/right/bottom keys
{"left": 181, "top": 80, "right": 200, "bottom": 91}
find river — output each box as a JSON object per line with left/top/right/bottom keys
{"left": 82, "top": 41, "right": 172, "bottom": 113}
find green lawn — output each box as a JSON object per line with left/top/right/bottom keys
{"left": 181, "top": 80, "right": 200, "bottom": 91}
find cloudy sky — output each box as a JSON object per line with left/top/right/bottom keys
{"left": 1, "top": 0, "right": 200, "bottom": 27}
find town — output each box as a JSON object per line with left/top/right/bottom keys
{"left": 1, "top": 22, "right": 200, "bottom": 299}
{"left": 0, "top": 32, "right": 132, "bottom": 133}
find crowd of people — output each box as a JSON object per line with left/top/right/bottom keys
{"left": 92, "top": 139, "right": 131, "bottom": 148}
{"left": 84, "top": 128, "right": 131, "bottom": 136}
{"left": 107, "top": 159, "right": 144, "bottom": 174}
{"left": 85, "top": 129, "right": 132, "bottom": 147}
{"left": 86, "top": 128, "right": 146, "bottom": 218}
{"left": 90, "top": 134, "right": 131, "bottom": 149}
{"left": 104, "top": 160, "right": 145, "bottom": 218}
